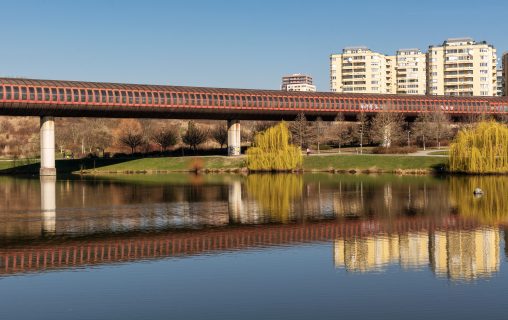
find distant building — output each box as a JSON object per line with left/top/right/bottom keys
{"left": 330, "top": 47, "right": 426, "bottom": 95}
{"left": 503, "top": 52, "right": 508, "bottom": 96}
{"left": 281, "top": 74, "right": 316, "bottom": 92}
{"left": 427, "top": 38, "right": 497, "bottom": 96}
{"left": 330, "top": 47, "right": 393, "bottom": 94}
{"left": 396, "top": 49, "right": 427, "bottom": 95}
{"left": 497, "top": 69, "right": 504, "bottom": 96}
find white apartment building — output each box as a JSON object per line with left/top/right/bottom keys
{"left": 427, "top": 38, "right": 497, "bottom": 96}
{"left": 396, "top": 49, "right": 427, "bottom": 95}
{"left": 330, "top": 47, "right": 427, "bottom": 95}
{"left": 281, "top": 74, "right": 316, "bottom": 92}
{"left": 497, "top": 69, "right": 504, "bottom": 96}
{"left": 330, "top": 47, "right": 392, "bottom": 94}
{"left": 503, "top": 52, "right": 508, "bottom": 96}
{"left": 285, "top": 83, "right": 317, "bottom": 92}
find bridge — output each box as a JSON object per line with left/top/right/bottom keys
{"left": 1, "top": 77, "right": 508, "bottom": 174}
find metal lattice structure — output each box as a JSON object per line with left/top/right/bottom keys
{"left": 1, "top": 77, "right": 507, "bottom": 120}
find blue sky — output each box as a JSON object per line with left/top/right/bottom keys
{"left": 1, "top": 0, "right": 506, "bottom": 91}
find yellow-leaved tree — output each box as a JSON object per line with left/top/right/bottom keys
{"left": 449, "top": 121, "right": 508, "bottom": 174}
{"left": 247, "top": 122, "right": 302, "bottom": 171}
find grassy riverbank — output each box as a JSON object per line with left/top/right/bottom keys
{"left": 302, "top": 154, "right": 446, "bottom": 173}
{"left": 0, "top": 154, "right": 448, "bottom": 175}
{"left": 80, "top": 154, "right": 446, "bottom": 174}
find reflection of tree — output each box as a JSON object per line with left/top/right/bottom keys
{"left": 246, "top": 174, "right": 303, "bottom": 222}
{"left": 449, "top": 176, "right": 508, "bottom": 224}
{"left": 329, "top": 177, "right": 451, "bottom": 220}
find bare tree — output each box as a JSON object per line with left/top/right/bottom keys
{"left": 314, "top": 117, "right": 325, "bottom": 153}
{"left": 182, "top": 121, "right": 208, "bottom": 152}
{"left": 370, "top": 112, "right": 405, "bottom": 148}
{"left": 151, "top": 127, "right": 178, "bottom": 152}
{"left": 119, "top": 131, "right": 144, "bottom": 154}
{"left": 289, "top": 113, "right": 314, "bottom": 149}
{"left": 430, "top": 108, "right": 451, "bottom": 149}
{"left": 356, "top": 112, "right": 369, "bottom": 154}
{"left": 211, "top": 124, "right": 228, "bottom": 149}
{"left": 412, "top": 112, "right": 432, "bottom": 150}
{"left": 86, "top": 119, "right": 113, "bottom": 155}
{"left": 332, "top": 113, "right": 351, "bottom": 153}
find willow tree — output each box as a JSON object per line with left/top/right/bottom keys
{"left": 449, "top": 121, "right": 508, "bottom": 174}
{"left": 246, "top": 122, "right": 302, "bottom": 171}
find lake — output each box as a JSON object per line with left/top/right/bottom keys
{"left": 0, "top": 173, "right": 507, "bottom": 320}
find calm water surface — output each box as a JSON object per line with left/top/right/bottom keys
{"left": 0, "top": 173, "right": 507, "bottom": 320}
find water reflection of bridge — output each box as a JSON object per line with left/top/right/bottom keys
{"left": 0, "top": 216, "right": 480, "bottom": 278}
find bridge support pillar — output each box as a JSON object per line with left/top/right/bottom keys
{"left": 40, "top": 176, "right": 56, "bottom": 234}
{"left": 40, "top": 116, "right": 56, "bottom": 176}
{"left": 227, "top": 120, "right": 241, "bottom": 156}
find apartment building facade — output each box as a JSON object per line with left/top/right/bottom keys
{"left": 281, "top": 74, "right": 316, "bottom": 92}
{"left": 330, "top": 47, "right": 427, "bottom": 95}
{"left": 330, "top": 38, "right": 499, "bottom": 96}
{"left": 396, "top": 49, "right": 427, "bottom": 95}
{"left": 330, "top": 47, "right": 392, "bottom": 94}
{"left": 497, "top": 69, "right": 504, "bottom": 96}
{"left": 427, "top": 38, "right": 497, "bottom": 96}
{"left": 503, "top": 52, "right": 508, "bottom": 96}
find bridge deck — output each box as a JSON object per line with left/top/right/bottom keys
{"left": 1, "top": 78, "right": 507, "bottom": 119}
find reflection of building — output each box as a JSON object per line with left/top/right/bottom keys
{"left": 334, "top": 235, "right": 399, "bottom": 272}
{"left": 399, "top": 232, "right": 429, "bottom": 269}
{"left": 430, "top": 229, "right": 500, "bottom": 280}
{"left": 335, "top": 227, "right": 500, "bottom": 280}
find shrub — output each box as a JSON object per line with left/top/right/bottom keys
{"left": 449, "top": 121, "right": 508, "bottom": 174}
{"left": 246, "top": 122, "right": 302, "bottom": 171}
{"left": 188, "top": 158, "right": 204, "bottom": 172}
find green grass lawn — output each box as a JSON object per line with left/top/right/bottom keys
{"left": 427, "top": 150, "right": 449, "bottom": 156}
{"left": 92, "top": 156, "right": 246, "bottom": 172}
{"left": 0, "top": 154, "right": 448, "bottom": 174}
{"left": 96, "top": 154, "right": 446, "bottom": 173}
{"left": 302, "top": 154, "right": 447, "bottom": 171}
{"left": 0, "top": 159, "right": 39, "bottom": 171}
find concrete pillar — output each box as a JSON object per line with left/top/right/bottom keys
{"left": 227, "top": 120, "right": 241, "bottom": 156}
{"left": 40, "top": 176, "right": 56, "bottom": 234}
{"left": 40, "top": 116, "right": 56, "bottom": 176}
